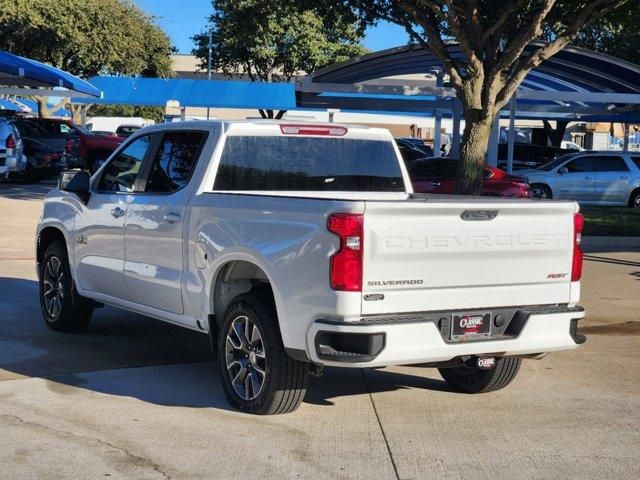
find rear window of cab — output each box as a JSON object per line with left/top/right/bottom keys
{"left": 214, "top": 136, "right": 405, "bottom": 192}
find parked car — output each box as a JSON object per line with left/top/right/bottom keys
{"left": 37, "top": 120, "right": 586, "bottom": 414}
{"left": 0, "top": 115, "right": 25, "bottom": 179}
{"left": 11, "top": 138, "right": 66, "bottom": 182}
{"left": 520, "top": 151, "right": 640, "bottom": 207}
{"left": 497, "top": 143, "right": 574, "bottom": 170}
{"left": 406, "top": 157, "right": 531, "bottom": 198}
{"left": 395, "top": 138, "right": 434, "bottom": 162}
{"left": 115, "top": 125, "right": 141, "bottom": 138}
{"left": 14, "top": 118, "right": 124, "bottom": 173}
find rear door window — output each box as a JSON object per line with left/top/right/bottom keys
{"left": 594, "top": 156, "right": 630, "bottom": 172}
{"left": 632, "top": 157, "right": 640, "bottom": 170}
{"left": 214, "top": 136, "right": 404, "bottom": 192}
{"left": 144, "top": 131, "right": 207, "bottom": 193}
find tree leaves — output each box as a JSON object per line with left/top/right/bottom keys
{"left": 0, "top": 0, "right": 174, "bottom": 78}
{"left": 191, "top": 0, "right": 368, "bottom": 82}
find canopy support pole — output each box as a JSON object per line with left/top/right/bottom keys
{"left": 451, "top": 99, "right": 461, "bottom": 158}
{"left": 507, "top": 94, "right": 517, "bottom": 174}
{"left": 487, "top": 115, "right": 500, "bottom": 167}
{"left": 623, "top": 124, "right": 630, "bottom": 152}
{"left": 433, "top": 73, "right": 444, "bottom": 157}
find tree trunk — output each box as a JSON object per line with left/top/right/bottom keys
{"left": 543, "top": 120, "right": 569, "bottom": 147}
{"left": 454, "top": 117, "right": 493, "bottom": 195}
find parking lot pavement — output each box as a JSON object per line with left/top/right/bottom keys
{"left": 1, "top": 181, "right": 639, "bottom": 479}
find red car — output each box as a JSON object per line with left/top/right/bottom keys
{"left": 14, "top": 118, "right": 124, "bottom": 173}
{"left": 406, "top": 158, "right": 531, "bottom": 197}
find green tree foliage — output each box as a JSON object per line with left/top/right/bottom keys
{"left": 549, "top": 1, "right": 640, "bottom": 64}
{"left": 0, "top": 0, "right": 174, "bottom": 116}
{"left": 192, "top": 0, "right": 368, "bottom": 82}
{"left": 318, "top": 0, "right": 630, "bottom": 194}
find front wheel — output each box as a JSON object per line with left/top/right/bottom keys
{"left": 438, "top": 357, "right": 521, "bottom": 393}
{"left": 39, "top": 241, "right": 93, "bottom": 332}
{"left": 629, "top": 189, "right": 640, "bottom": 208}
{"left": 218, "top": 292, "right": 309, "bottom": 414}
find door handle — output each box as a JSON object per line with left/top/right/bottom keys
{"left": 163, "top": 212, "right": 182, "bottom": 223}
{"left": 584, "top": 176, "right": 594, "bottom": 180}
{"left": 620, "top": 176, "right": 628, "bottom": 179}
{"left": 110, "top": 207, "right": 125, "bottom": 219}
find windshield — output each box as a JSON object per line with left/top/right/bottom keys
{"left": 215, "top": 136, "right": 405, "bottom": 192}
{"left": 537, "top": 153, "right": 575, "bottom": 171}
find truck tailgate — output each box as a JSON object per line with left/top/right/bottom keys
{"left": 362, "top": 197, "right": 577, "bottom": 315}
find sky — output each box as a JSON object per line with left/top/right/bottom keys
{"left": 134, "top": 0, "right": 409, "bottom": 54}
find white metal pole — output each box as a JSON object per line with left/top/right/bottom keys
{"left": 207, "top": 31, "right": 212, "bottom": 120}
{"left": 433, "top": 73, "right": 444, "bottom": 157}
{"left": 507, "top": 94, "right": 517, "bottom": 174}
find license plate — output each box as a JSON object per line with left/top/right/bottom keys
{"left": 450, "top": 312, "right": 491, "bottom": 341}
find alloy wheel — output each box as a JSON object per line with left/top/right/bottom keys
{"left": 531, "top": 187, "right": 548, "bottom": 199}
{"left": 225, "top": 315, "right": 267, "bottom": 401}
{"left": 42, "top": 256, "right": 64, "bottom": 317}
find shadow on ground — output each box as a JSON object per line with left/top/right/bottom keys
{"left": 0, "top": 276, "right": 452, "bottom": 411}
{"left": 0, "top": 180, "right": 56, "bottom": 200}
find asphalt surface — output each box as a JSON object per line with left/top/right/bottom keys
{"left": 1, "top": 180, "right": 639, "bottom": 480}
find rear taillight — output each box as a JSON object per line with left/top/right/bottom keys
{"left": 327, "top": 213, "right": 363, "bottom": 291}
{"left": 6, "top": 134, "right": 15, "bottom": 149}
{"left": 572, "top": 213, "right": 584, "bottom": 282}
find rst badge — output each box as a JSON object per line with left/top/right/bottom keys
{"left": 451, "top": 312, "right": 492, "bottom": 340}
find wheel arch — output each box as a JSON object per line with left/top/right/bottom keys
{"left": 36, "top": 226, "right": 67, "bottom": 271}
{"left": 628, "top": 185, "right": 640, "bottom": 207}
{"left": 210, "top": 258, "right": 280, "bottom": 335}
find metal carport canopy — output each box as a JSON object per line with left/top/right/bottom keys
{"left": 0, "top": 50, "right": 101, "bottom": 98}
{"left": 71, "top": 76, "right": 297, "bottom": 111}
{"left": 296, "top": 41, "right": 640, "bottom": 121}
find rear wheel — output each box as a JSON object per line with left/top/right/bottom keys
{"left": 629, "top": 188, "right": 640, "bottom": 208}
{"left": 218, "top": 291, "right": 309, "bottom": 414}
{"left": 39, "top": 241, "right": 93, "bottom": 332}
{"left": 530, "top": 183, "right": 552, "bottom": 200}
{"left": 438, "top": 357, "right": 521, "bottom": 393}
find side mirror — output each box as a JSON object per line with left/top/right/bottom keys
{"left": 558, "top": 166, "right": 569, "bottom": 174}
{"left": 59, "top": 170, "right": 90, "bottom": 198}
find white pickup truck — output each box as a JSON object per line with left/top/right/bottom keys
{"left": 36, "top": 121, "right": 586, "bottom": 414}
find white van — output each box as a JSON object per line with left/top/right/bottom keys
{"left": 85, "top": 117, "right": 155, "bottom": 135}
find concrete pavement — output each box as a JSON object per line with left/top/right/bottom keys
{"left": 1, "top": 180, "right": 639, "bottom": 479}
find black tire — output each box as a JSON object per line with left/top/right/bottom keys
{"left": 218, "top": 291, "right": 309, "bottom": 414}
{"left": 629, "top": 188, "right": 640, "bottom": 208}
{"left": 530, "top": 183, "right": 552, "bottom": 200}
{"left": 39, "top": 241, "right": 93, "bottom": 332}
{"left": 438, "top": 357, "right": 521, "bottom": 393}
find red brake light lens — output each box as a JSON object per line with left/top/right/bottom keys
{"left": 327, "top": 213, "right": 363, "bottom": 291}
{"left": 6, "top": 134, "right": 15, "bottom": 149}
{"left": 572, "top": 213, "right": 584, "bottom": 282}
{"left": 280, "top": 124, "right": 347, "bottom": 136}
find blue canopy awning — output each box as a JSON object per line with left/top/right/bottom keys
{"left": 72, "top": 76, "right": 296, "bottom": 110}
{"left": 0, "top": 99, "right": 20, "bottom": 111}
{"left": 0, "top": 50, "right": 101, "bottom": 98}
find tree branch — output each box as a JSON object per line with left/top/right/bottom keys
{"left": 496, "top": 0, "right": 629, "bottom": 109}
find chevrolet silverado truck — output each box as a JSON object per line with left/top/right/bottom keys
{"left": 36, "top": 121, "right": 586, "bottom": 414}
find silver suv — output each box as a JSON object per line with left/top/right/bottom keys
{"left": 0, "top": 116, "right": 25, "bottom": 179}
{"left": 522, "top": 152, "right": 640, "bottom": 207}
